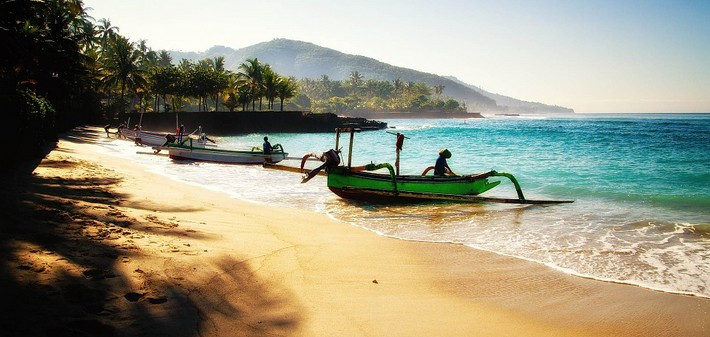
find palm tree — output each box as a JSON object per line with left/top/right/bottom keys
{"left": 347, "top": 71, "right": 363, "bottom": 94}
{"left": 157, "top": 50, "right": 172, "bottom": 66}
{"left": 223, "top": 92, "right": 239, "bottom": 112}
{"left": 133, "top": 39, "right": 158, "bottom": 112}
{"left": 229, "top": 72, "right": 249, "bottom": 111}
{"left": 101, "top": 36, "right": 146, "bottom": 113}
{"left": 96, "top": 18, "right": 118, "bottom": 54}
{"left": 75, "top": 19, "right": 97, "bottom": 52}
{"left": 434, "top": 85, "right": 445, "bottom": 97}
{"left": 210, "top": 56, "right": 228, "bottom": 111}
{"left": 238, "top": 58, "right": 263, "bottom": 111}
{"left": 149, "top": 65, "right": 180, "bottom": 112}
{"left": 236, "top": 85, "right": 252, "bottom": 111}
{"left": 66, "top": 0, "right": 96, "bottom": 51}
{"left": 178, "top": 58, "right": 193, "bottom": 70}
{"left": 275, "top": 76, "right": 298, "bottom": 111}
{"left": 262, "top": 65, "right": 278, "bottom": 110}
{"left": 393, "top": 78, "right": 403, "bottom": 95}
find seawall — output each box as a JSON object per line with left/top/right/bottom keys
{"left": 119, "top": 111, "right": 387, "bottom": 135}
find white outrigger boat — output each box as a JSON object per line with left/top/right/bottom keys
{"left": 119, "top": 123, "right": 216, "bottom": 148}
{"left": 156, "top": 139, "right": 288, "bottom": 164}
{"left": 117, "top": 113, "right": 216, "bottom": 148}
{"left": 119, "top": 128, "right": 176, "bottom": 147}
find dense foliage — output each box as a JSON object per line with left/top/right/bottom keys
{"left": 2, "top": 0, "right": 101, "bottom": 163}
{"left": 144, "top": 56, "right": 299, "bottom": 114}
{"left": 297, "top": 72, "right": 464, "bottom": 114}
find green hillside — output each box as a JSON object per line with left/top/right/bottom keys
{"left": 171, "top": 39, "right": 573, "bottom": 113}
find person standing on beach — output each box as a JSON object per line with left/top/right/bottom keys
{"left": 117, "top": 122, "right": 126, "bottom": 138}
{"left": 133, "top": 124, "right": 142, "bottom": 146}
{"left": 263, "top": 136, "right": 273, "bottom": 155}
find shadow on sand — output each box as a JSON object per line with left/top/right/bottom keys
{"left": 0, "top": 127, "right": 302, "bottom": 336}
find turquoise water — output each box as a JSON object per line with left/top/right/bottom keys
{"left": 100, "top": 113, "right": 710, "bottom": 297}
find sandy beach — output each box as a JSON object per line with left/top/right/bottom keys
{"left": 1, "top": 126, "right": 707, "bottom": 337}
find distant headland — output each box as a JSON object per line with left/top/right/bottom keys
{"left": 171, "top": 39, "right": 574, "bottom": 114}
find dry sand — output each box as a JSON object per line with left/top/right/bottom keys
{"left": 0, "top": 126, "right": 707, "bottom": 336}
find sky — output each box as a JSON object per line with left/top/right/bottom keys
{"left": 84, "top": 0, "right": 710, "bottom": 113}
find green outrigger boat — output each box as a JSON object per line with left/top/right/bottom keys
{"left": 301, "top": 128, "right": 572, "bottom": 204}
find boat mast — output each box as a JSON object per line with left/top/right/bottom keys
{"left": 335, "top": 128, "right": 340, "bottom": 154}
{"left": 347, "top": 129, "right": 354, "bottom": 169}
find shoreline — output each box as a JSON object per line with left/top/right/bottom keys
{"left": 142, "top": 149, "right": 709, "bottom": 300}
{"left": 1, "top": 126, "right": 708, "bottom": 336}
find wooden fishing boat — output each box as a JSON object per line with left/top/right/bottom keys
{"left": 301, "top": 128, "right": 572, "bottom": 204}
{"left": 120, "top": 126, "right": 216, "bottom": 147}
{"left": 160, "top": 139, "right": 287, "bottom": 164}
{"left": 119, "top": 128, "right": 175, "bottom": 147}
{"left": 117, "top": 114, "right": 216, "bottom": 148}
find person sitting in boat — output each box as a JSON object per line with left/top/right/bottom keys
{"left": 162, "top": 134, "right": 176, "bottom": 146}
{"left": 200, "top": 132, "right": 215, "bottom": 144}
{"left": 434, "top": 148, "right": 456, "bottom": 176}
{"left": 263, "top": 136, "right": 273, "bottom": 155}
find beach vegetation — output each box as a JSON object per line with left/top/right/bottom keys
{"left": 3, "top": 0, "right": 103, "bottom": 165}
{"left": 295, "top": 76, "right": 463, "bottom": 114}
{"left": 276, "top": 77, "right": 299, "bottom": 111}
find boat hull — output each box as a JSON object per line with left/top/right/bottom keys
{"left": 166, "top": 145, "right": 286, "bottom": 164}
{"left": 120, "top": 129, "right": 173, "bottom": 147}
{"left": 326, "top": 167, "right": 501, "bottom": 201}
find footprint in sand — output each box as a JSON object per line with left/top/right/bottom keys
{"left": 124, "top": 292, "right": 144, "bottom": 302}
{"left": 16, "top": 263, "right": 47, "bottom": 273}
{"left": 82, "top": 269, "right": 116, "bottom": 280}
{"left": 147, "top": 297, "right": 168, "bottom": 304}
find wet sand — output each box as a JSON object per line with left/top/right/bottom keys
{"left": 0, "top": 126, "right": 707, "bottom": 336}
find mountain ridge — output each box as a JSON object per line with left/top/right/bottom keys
{"left": 170, "top": 39, "right": 573, "bottom": 113}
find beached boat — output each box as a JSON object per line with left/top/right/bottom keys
{"left": 160, "top": 139, "right": 287, "bottom": 164}
{"left": 301, "top": 128, "right": 572, "bottom": 204}
{"left": 117, "top": 114, "right": 216, "bottom": 148}
{"left": 119, "top": 128, "right": 175, "bottom": 147}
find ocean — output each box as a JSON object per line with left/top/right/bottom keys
{"left": 99, "top": 113, "right": 710, "bottom": 298}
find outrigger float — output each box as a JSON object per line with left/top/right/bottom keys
{"left": 300, "top": 128, "right": 573, "bottom": 204}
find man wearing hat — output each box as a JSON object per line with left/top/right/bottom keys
{"left": 434, "top": 148, "right": 455, "bottom": 176}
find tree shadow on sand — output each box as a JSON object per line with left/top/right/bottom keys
{"left": 0, "top": 130, "right": 302, "bottom": 336}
